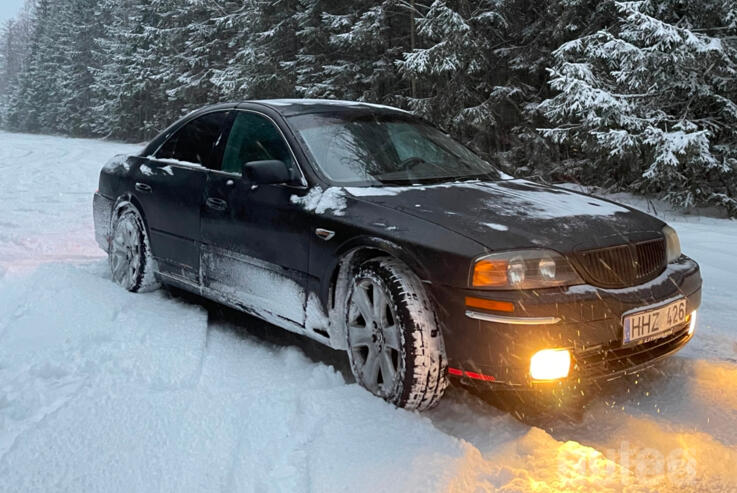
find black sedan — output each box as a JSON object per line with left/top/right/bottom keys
{"left": 93, "top": 99, "right": 702, "bottom": 411}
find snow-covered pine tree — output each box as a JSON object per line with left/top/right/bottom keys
{"left": 131, "top": 0, "right": 191, "bottom": 136}
{"left": 89, "top": 0, "right": 134, "bottom": 137}
{"left": 160, "top": 1, "right": 235, "bottom": 111}
{"left": 210, "top": 0, "right": 299, "bottom": 101}
{"left": 208, "top": 2, "right": 258, "bottom": 100}
{"left": 5, "top": 0, "right": 58, "bottom": 132}
{"left": 0, "top": 23, "right": 12, "bottom": 123}
{"left": 91, "top": 0, "right": 175, "bottom": 139}
{"left": 4, "top": 0, "right": 113, "bottom": 136}
{"left": 492, "top": 0, "right": 613, "bottom": 175}
{"left": 147, "top": 0, "right": 213, "bottom": 122}
{"left": 397, "top": 0, "right": 515, "bottom": 158}
{"left": 0, "top": 3, "right": 34, "bottom": 127}
{"left": 246, "top": 0, "right": 299, "bottom": 98}
{"left": 292, "top": 0, "right": 346, "bottom": 98}
{"left": 540, "top": 0, "right": 737, "bottom": 213}
{"left": 320, "top": 1, "right": 412, "bottom": 105}
{"left": 55, "top": 0, "right": 100, "bottom": 136}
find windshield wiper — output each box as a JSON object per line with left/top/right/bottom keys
{"left": 374, "top": 172, "right": 498, "bottom": 186}
{"left": 375, "top": 177, "right": 418, "bottom": 186}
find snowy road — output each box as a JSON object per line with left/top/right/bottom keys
{"left": 1, "top": 131, "right": 736, "bottom": 492}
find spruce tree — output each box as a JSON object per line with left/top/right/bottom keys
{"left": 0, "top": 6, "right": 34, "bottom": 127}
{"left": 6, "top": 0, "right": 56, "bottom": 132}
{"left": 397, "top": 0, "right": 510, "bottom": 155}
{"left": 0, "top": 0, "right": 734, "bottom": 214}
{"left": 540, "top": 0, "right": 737, "bottom": 212}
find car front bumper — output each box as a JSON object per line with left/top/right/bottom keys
{"left": 431, "top": 255, "right": 702, "bottom": 388}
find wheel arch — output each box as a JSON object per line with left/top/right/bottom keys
{"left": 112, "top": 193, "right": 151, "bottom": 237}
{"left": 320, "top": 236, "right": 431, "bottom": 313}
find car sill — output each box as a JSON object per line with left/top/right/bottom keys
{"left": 465, "top": 310, "right": 561, "bottom": 325}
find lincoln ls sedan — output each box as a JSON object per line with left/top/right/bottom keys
{"left": 93, "top": 99, "right": 702, "bottom": 411}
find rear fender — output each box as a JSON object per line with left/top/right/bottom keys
{"left": 111, "top": 194, "right": 152, "bottom": 243}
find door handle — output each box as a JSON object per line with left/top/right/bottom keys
{"left": 206, "top": 197, "right": 228, "bottom": 211}
{"left": 135, "top": 182, "right": 152, "bottom": 193}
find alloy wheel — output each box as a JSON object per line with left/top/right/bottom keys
{"left": 347, "top": 278, "right": 402, "bottom": 396}
{"left": 110, "top": 214, "right": 142, "bottom": 290}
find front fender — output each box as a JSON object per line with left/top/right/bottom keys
{"left": 337, "top": 236, "right": 432, "bottom": 280}
{"left": 316, "top": 236, "right": 431, "bottom": 312}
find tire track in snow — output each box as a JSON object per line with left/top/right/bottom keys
{"left": 0, "top": 363, "right": 88, "bottom": 463}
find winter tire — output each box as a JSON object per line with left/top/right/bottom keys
{"left": 345, "top": 257, "right": 448, "bottom": 411}
{"left": 109, "top": 205, "right": 159, "bottom": 292}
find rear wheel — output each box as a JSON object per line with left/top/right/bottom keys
{"left": 109, "top": 205, "right": 158, "bottom": 292}
{"left": 345, "top": 257, "right": 448, "bottom": 411}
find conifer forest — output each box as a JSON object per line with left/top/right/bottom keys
{"left": 1, "top": 0, "right": 736, "bottom": 213}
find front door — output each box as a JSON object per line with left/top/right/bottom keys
{"left": 200, "top": 110, "right": 311, "bottom": 326}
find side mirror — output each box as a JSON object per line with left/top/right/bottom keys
{"left": 242, "top": 160, "right": 291, "bottom": 185}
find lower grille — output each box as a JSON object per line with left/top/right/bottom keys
{"left": 575, "top": 323, "right": 690, "bottom": 379}
{"left": 575, "top": 238, "right": 666, "bottom": 288}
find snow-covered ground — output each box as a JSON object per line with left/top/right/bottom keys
{"left": 1, "top": 130, "right": 736, "bottom": 492}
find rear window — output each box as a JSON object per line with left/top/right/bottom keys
{"left": 156, "top": 111, "right": 230, "bottom": 169}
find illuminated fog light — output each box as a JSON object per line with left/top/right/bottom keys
{"left": 530, "top": 349, "right": 571, "bottom": 381}
{"left": 688, "top": 310, "right": 697, "bottom": 335}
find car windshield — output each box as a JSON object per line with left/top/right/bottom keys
{"left": 288, "top": 112, "right": 502, "bottom": 186}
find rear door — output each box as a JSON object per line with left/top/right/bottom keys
{"left": 200, "top": 110, "right": 312, "bottom": 326}
{"left": 136, "top": 110, "right": 232, "bottom": 283}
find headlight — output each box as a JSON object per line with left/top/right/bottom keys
{"left": 471, "top": 249, "right": 583, "bottom": 289}
{"left": 662, "top": 225, "right": 681, "bottom": 263}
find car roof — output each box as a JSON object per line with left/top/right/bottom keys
{"left": 245, "top": 99, "right": 413, "bottom": 117}
{"left": 183, "top": 99, "right": 413, "bottom": 122}
{"left": 142, "top": 99, "right": 416, "bottom": 157}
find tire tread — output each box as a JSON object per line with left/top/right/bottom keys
{"left": 350, "top": 257, "right": 448, "bottom": 411}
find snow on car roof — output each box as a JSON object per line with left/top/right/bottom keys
{"left": 250, "top": 98, "right": 412, "bottom": 116}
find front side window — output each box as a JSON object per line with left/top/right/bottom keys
{"left": 288, "top": 112, "right": 501, "bottom": 186}
{"left": 156, "top": 111, "right": 230, "bottom": 169}
{"left": 221, "top": 112, "right": 297, "bottom": 180}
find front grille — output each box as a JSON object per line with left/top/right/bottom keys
{"left": 575, "top": 323, "right": 690, "bottom": 379}
{"left": 575, "top": 238, "right": 666, "bottom": 288}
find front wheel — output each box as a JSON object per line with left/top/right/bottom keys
{"left": 345, "top": 257, "right": 448, "bottom": 411}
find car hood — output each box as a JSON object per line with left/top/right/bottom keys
{"left": 345, "top": 179, "right": 665, "bottom": 253}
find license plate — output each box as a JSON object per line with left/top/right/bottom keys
{"left": 623, "top": 298, "right": 687, "bottom": 345}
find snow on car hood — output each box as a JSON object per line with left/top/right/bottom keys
{"left": 346, "top": 179, "right": 665, "bottom": 252}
